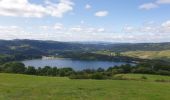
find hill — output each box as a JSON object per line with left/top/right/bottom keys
{"left": 122, "top": 50, "right": 170, "bottom": 60}
{"left": 1, "top": 40, "right": 170, "bottom": 55}
{"left": 1, "top": 39, "right": 170, "bottom": 62}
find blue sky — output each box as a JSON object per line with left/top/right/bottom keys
{"left": 0, "top": 0, "right": 170, "bottom": 42}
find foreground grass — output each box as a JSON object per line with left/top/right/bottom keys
{"left": 0, "top": 73, "right": 170, "bottom": 100}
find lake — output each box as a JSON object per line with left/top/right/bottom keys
{"left": 22, "top": 58, "right": 129, "bottom": 70}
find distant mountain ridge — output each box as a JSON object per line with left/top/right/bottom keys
{"left": 1, "top": 39, "right": 170, "bottom": 56}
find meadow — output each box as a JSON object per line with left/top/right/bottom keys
{"left": 0, "top": 73, "right": 170, "bottom": 100}
{"left": 122, "top": 50, "right": 170, "bottom": 60}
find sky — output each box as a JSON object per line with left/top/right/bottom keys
{"left": 0, "top": 0, "right": 170, "bottom": 43}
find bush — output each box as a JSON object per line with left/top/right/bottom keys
{"left": 91, "top": 73, "right": 106, "bottom": 80}
{"left": 112, "top": 75, "right": 125, "bottom": 80}
{"left": 25, "top": 66, "right": 37, "bottom": 75}
{"left": 155, "top": 79, "right": 170, "bottom": 83}
{"left": 132, "top": 67, "right": 154, "bottom": 74}
{"left": 156, "top": 70, "right": 170, "bottom": 75}
{"left": 69, "top": 74, "right": 90, "bottom": 79}
{"left": 58, "top": 68, "right": 74, "bottom": 77}
{"left": 2, "top": 62, "right": 26, "bottom": 73}
{"left": 141, "top": 76, "right": 147, "bottom": 80}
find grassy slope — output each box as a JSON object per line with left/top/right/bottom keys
{"left": 122, "top": 50, "right": 170, "bottom": 59}
{"left": 0, "top": 73, "right": 170, "bottom": 100}
{"left": 96, "top": 50, "right": 170, "bottom": 60}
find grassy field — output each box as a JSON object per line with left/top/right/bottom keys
{"left": 114, "top": 74, "right": 170, "bottom": 82}
{"left": 96, "top": 50, "right": 170, "bottom": 60}
{"left": 0, "top": 73, "right": 170, "bottom": 100}
{"left": 122, "top": 50, "right": 170, "bottom": 59}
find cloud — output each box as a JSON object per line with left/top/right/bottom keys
{"left": 53, "top": 23, "right": 63, "bottom": 30}
{"left": 69, "top": 26, "right": 83, "bottom": 32}
{"left": 97, "top": 28, "right": 105, "bottom": 32}
{"left": 0, "top": 25, "right": 27, "bottom": 39}
{"left": 139, "top": 0, "right": 170, "bottom": 10}
{"left": 85, "top": 4, "right": 91, "bottom": 9}
{"left": 95, "top": 11, "right": 108, "bottom": 17}
{"left": 139, "top": 3, "right": 158, "bottom": 10}
{"left": 156, "top": 0, "right": 170, "bottom": 4}
{"left": 69, "top": 26, "right": 106, "bottom": 33}
{"left": 160, "top": 20, "right": 170, "bottom": 33}
{"left": 123, "top": 26, "right": 135, "bottom": 33}
{"left": 0, "top": 0, "right": 74, "bottom": 18}
{"left": 0, "top": 26, "right": 22, "bottom": 33}
{"left": 40, "top": 23, "right": 63, "bottom": 30}
{"left": 1, "top": 20, "right": 170, "bottom": 43}
{"left": 161, "top": 20, "right": 170, "bottom": 27}
{"left": 123, "top": 20, "right": 170, "bottom": 34}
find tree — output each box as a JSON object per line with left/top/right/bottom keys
{"left": 2, "top": 62, "right": 26, "bottom": 73}
{"left": 97, "top": 68, "right": 105, "bottom": 72}
{"left": 121, "top": 64, "right": 132, "bottom": 73}
{"left": 41, "top": 66, "right": 52, "bottom": 76}
{"left": 25, "top": 66, "right": 36, "bottom": 75}
{"left": 51, "top": 67, "right": 58, "bottom": 76}
{"left": 58, "top": 68, "right": 74, "bottom": 76}
{"left": 91, "top": 73, "right": 105, "bottom": 80}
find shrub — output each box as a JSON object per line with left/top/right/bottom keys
{"left": 155, "top": 79, "right": 170, "bottom": 83}
{"left": 69, "top": 74, "right": 90, "bottom": 79}
{"left": 25, "top": 66, "right": 37, "bottom": 75}
{"left": 156, "top": 70, "right": 170, "bottom": 75}
{"left": 2, "top": 62, "right": 26, "bottom": 73}
{"left": 141, "top": 76, "right": 147, "bottom": 80}
{"left": 91, "top": 73, "right": 105, "bottom": 80}
{"left": 112, "top": 75, "right": 125, "bottom": 80}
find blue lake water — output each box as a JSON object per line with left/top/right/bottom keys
{"left": 22, "top": 58, "right": 129, "bottom": 70}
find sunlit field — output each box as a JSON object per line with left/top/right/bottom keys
{"left": 0, "top": 73, "right": 170, "bottom": 100}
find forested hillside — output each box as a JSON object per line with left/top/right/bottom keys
{"left": 1, "top": 40, "right": 170, "bottom": 55}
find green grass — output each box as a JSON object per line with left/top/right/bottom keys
{"left": 114, "top": 74, "right": 170, "bottom": 82}
{"left": 0, "top": 73, "right": 170, "bottom": 100}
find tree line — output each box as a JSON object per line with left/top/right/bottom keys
{"left": 0, "top": 60, "right": 170, "bottom": 80}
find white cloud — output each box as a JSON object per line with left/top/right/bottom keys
{"left": 156, "top": 0, "right": 170, "bottom": 4}
{"left": 0, "top": 25, "right": 27, "bottom": 40}
{"left": 85, "top": 4, "right": 91, "bottom": 9}
{"left": 69, "top": 26, "right": 106, "bottom": 33}
{"left": 161, "top": 20, "right": 170, "bottom": 27}
{"left": 95, "top": 11, "right": 108, "bottom": 17}
{"left": 0, "top": 0, "right": 74, "bottom": 18}
{"left": 139, "top": 3, "right": 158, "bottom": 10}
{"left": 160, "top": 20, "right": 170, "bottom": 33}
{"left": 69, "top": 26, "right": 83, "bottom": 32}
{"left": 139, "top": 26, "right": 157, "bottom": 33}
{"left": 40, "top": 26, "right": 49, "bottom": 30}
{"left": 53, "top": 23, "right": 63, "bottom": 30}
{"left": 0, "top": 26, "right": 22, "bottom": 33}
{"left": 123, "top": 26, "right": 135, "bottom": 33}
{"left": 97, "top": 28, "right": 105, "bottom": 32}
{"left": 1, "top": 20, "right": 170, "bottom": 42}
{"left": 123, "top": 20, "right": 170, "bottom": 34}
{"left": 140, "top": 0, "right": 170, "bottom": 10}
{"left": 40, "top": 23, "right": 63, "bottom": 30}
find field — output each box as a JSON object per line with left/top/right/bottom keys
{"left": 122, "top": 50, "right": 170, "bottom": 59}
{"left": 96, "top": 50, "right": 170, "bottom": 60}
{"left": 0, "top": 73, "right": 170, "bottom": 100}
